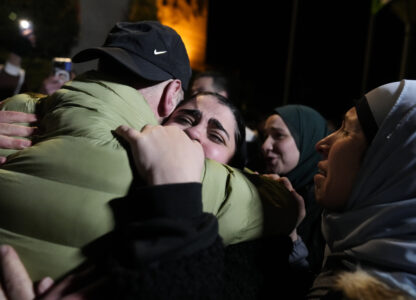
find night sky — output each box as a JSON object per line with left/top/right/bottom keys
{"left": 204, "top": 0, "right": 407, "bottom": 127}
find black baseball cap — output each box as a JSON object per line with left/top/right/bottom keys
{"left": 72, "top": 21, "right": 192, "bottom": 90}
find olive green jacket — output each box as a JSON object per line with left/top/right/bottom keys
{"left": 0, "top": 71, "right": 297, "bottom": 281}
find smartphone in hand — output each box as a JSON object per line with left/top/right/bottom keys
{"left": 52, "top": 57, "right": 72, "bottom": 83}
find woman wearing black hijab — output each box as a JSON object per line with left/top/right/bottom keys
{"left": 261, "top": 104, "right": 330, "bottom": 276}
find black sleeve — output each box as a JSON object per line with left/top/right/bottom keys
{"left": 82, "top": 183, "right": 302, "bottom": 299}
{"left": 101, "top": 183, "right": 225, "bottom": 300}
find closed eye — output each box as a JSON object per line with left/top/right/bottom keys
{"left": 271, "top": 132, "right": 285, "bottom": 139}
{"left": 172, "top": 109, "right": 201, "bottom": 126}
{"left": 208, "top": 118, "right": 230, "bottom": 144}
{"left": 267, "top": 128, "right": 286, "bottom": 140}
{"left": 209, "top": 131, "right": 226, "bottom": 144}
{"left": 173, "top": 115, "right": 194, "bottom": 126}
{"left": 338, "top": 120, "right": 349, "bottom": 136}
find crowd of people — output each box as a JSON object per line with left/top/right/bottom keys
{"left": 0, "top": 20, "right": 75, "bottom": 100}
{"left": 0, "top": 20, "right": 415, "bottom": 300}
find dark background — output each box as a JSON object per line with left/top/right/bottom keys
{"left": 205, "top": 0, "right": 411, "bottom": 128}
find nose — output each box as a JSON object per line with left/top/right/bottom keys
{"left": 184, "top": 126, "right": 202, "bottom": 143}
{"left": 261, "top": 136, "right": 273, "bottom": 153}
{"left": 315, "top": 135, "right": 330, "bottom": 158}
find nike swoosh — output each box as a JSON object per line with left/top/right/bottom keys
{"left": 154, "top": 49, "right": 167, "bottom": 55}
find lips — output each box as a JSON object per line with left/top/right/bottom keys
{"left": 265, "top": 155, "right": 277, "bottom": 163}
{"left": 264, "top": 156, "right": 279, "bottom": 173}
{"left": 317, "top": 161, "right": 327, "bottom": 177}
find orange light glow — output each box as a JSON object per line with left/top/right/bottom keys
{"left": 157, "top": 0, "right": 208, "bottom": 70}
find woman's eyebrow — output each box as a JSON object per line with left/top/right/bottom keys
{"left": 269, "top": 126, "right": 285, "bottom": 133}
{"left": 209, "top": 118, "right": 230, "bottom": 140}
{"left": 177, "top": 108, "right": 202, "bottom": 120}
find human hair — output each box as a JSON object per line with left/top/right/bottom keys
{"left": 188, "top": 70, "right": 232, "bottom": 99}
{"left": 174, "top": 91, "right": 247, "bottom": 169}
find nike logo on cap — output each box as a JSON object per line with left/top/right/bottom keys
{"left": 154, "top": 49, "right": 167, "bottom": 55}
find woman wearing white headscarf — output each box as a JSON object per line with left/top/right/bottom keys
{"left": 308, "top": 80, "right": 416, "bottom": 299}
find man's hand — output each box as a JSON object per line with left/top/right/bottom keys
{"left": 0, "top": 111, "right": 37, "bottom": 164}
{"left": 116, "top": 125, "right": 204, "bottom": 186}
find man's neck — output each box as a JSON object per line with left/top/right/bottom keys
{"left": 137, "top": 86, "right": 162, "bottom": 123}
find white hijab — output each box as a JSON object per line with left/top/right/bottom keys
{"left": 322, "top": 79, "right": 416, "bottom": 297}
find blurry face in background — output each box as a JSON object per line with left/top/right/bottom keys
{"left": 261, "top": 114, "right": 300, "bottom": 175}
{"left": 165, "top": 94, "right": 236, "bottom": 164}
{"left": 314, "top": 107, "right": 368, "bottom": 211}
{"left": 190, "top": 76, "right": 228, "bottom": 98}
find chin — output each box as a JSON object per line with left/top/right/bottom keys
{"left": 314, "top": 193, "right": 324, "bottom": 207}
{"left": 315, "top": 196, "right": 330, "bottom": 210}
{"left": 316, "top": 199, "right": 332, "bottom": 211}
{"left": 314, "top": 184, "right": 329, "bottom": 209}
{"left": 316, "top": 196, "right": 345, "bottom": 212}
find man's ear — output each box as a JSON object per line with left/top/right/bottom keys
{"left": 158, "top": 79, "right": 182, "bottom": 118}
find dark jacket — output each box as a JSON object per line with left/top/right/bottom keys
{"left": 86, "top": 183, "right": 310, "bottom": 299}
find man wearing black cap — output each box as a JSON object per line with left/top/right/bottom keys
{"left": 71, "top": 20, "right": 192, "bottom": 123}
{"left": 0, "top": 16, "right": 195, "bottom": 274}
{"left": 0, "top": 20, "right": 298, "bottom": 300}
{"left": 0, "top": 20, "right": 191, "bottom": 154}
{"left": 0, "top": 20, "right": 219, "bottom": 298}
{"left": 73, "top": 21, "right": 191, "bottom": 90}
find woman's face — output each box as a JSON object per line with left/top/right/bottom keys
{"left": 314, "top": 107, "right": 368, "bottom": 211}
{"left": 164, "top": 95, "right": 237, "bottom": 164}
{"left": 261, "top": 114, "right": 300, "bottom": 174}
